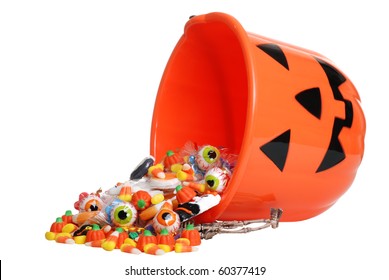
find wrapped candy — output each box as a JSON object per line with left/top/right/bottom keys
{"left": 44, "top": 141, "right": 254, "bottom": 256}
{"left": 152, "top": 202, "right": 180, "bottom": 234}
{"left": 179, "top": 141, "right": 237, "bottom": 180}
{"left": 175, "top": 194, "right": 221, "bottom": 222}
{"left": 72, "top": 190, "right": 105, "bottom": 226}
{"left": 204, "top": 167, "right": 231, "bottom": 194}
{"left": 104, "top": 198, "right": 137, "bottom": 228}
{"left": 74, "top": 190, "right": 103, "bottom": 212}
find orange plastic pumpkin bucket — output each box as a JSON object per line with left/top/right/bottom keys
{"left": 150, "top": 12, "right": 366, "bottom": 223}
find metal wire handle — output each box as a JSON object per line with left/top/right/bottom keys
{"left": 188, "top": 208, "right": 283, "bottom": 240}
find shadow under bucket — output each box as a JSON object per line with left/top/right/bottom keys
{"left": 150, "top": 13, "right": 366, "bottom": 223}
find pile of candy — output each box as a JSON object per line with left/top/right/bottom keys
{"left": 45, "top": 142, "right": 237, "bottom": 255}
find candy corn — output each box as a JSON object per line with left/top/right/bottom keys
{"left": 182, "top": 163, "right": 194, "bottom": 174}
{"left": 118, "top": 186, "right": 132, "bottom": 202}
{"left": 55, "top": 236, "right": 75, "bottom": 244}
{"left": 55, "top": 232, "right": 72, "bottom": 238}
{"left": 123, "top": 238, "right": 137, "bottom": 247}
{"left": 61, "top": 223, "right": 78, "bottom": 234}
{"left": 102, "top": 231, "right": 119, "bottom": 251}
{"left": 177, "top": 170, "right": 195, "bottom": 182}
{"left": 183, "top": 181, "right": 206, "bottom": 193}
{"left": 157, "top": 244, "right": 172, "bottom": 253}
{"left": 148, "top": 164, "right": 165, "bottom": 179}
{"left": 85, "top": 240, "right": 105, "bottom": 248}
{"left": 114, "top": 228, "right": 128, "bottom": 249}
{"left": 73, "top": 235, "right": 86, "bottom": 244}
{"left": 174, "top": 243, "right": 198, "bottom": 253}
{"left": 175, "top": 238, "right": 191, "bottom": 246}
{"left": 144, "top": 243, "right": 165, "bottom": 256}
{"left": 102, "top": 225, "right": 112, "bottom": 236}
{"left": 170, "top": 163, "right": 183, "bottom": 173}
{"left": 120, "top": 244, "right": 141, "bottom": 255}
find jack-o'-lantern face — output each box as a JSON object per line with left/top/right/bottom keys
{"left": 255, "top": 43, "right": 355, "bottom": 174}
{"left": 214, "top": 38, "right": 366, "bottom": 222}
{"left": 150, "top": 13, "right": 365, "bottom": 222}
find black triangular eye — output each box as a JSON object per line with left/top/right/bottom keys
{"left": 260, "top": 130, "right": 291, "bottom": 171}
{"left": 295, "top": 87, "right": 322, "bottom": 119}
{"left": 257, "top": 43, "right": 289, "bottom": 70}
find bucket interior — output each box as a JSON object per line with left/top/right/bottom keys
{"left": 151, "top": 20, "right": 249, "bottom": 162}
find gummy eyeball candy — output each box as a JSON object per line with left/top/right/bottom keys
{"left": 74, "top": 192, "right": 103, "bottom": 212}
{"left": 196, "top": 145, "right": 220, "bottom": 171}
{"left": 204, "top": 167, "right": 231, "bottom": 193}
{"left": 105, "top": 199, "right": 137, "bottom": 227}
{"left": 152, "top": 203, "right": 180, "bottom": 234}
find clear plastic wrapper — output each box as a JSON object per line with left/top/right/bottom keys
{"left": 46, "top": 142, "right": 243, "bottom": 255}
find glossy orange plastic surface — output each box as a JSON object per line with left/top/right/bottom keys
{"left": 150, "top": 13, "right": 366, "bottom": 222}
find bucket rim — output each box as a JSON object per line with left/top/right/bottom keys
{"left": 182, "top": 12, "right": 259, "bottom": 223}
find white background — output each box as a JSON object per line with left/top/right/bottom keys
{"left": 0, "top": 1, "right": 387, "bottom": 279}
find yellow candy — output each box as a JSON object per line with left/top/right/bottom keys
{"left": 45, "top": 231, "right": 56, "bottom": 241}
{"left": 175, "top": 243, "right": 198, "bottom": 253}
{"left": 143, "top": 243, "right": 156, "bottom": 252}
{"left": 55, "top": 232, "right": 72, "bottom": 239}
{"left": 73, "top": 235, "right": 86, "bottom": 244}
{"left": 144, "top": 243, "right": 165, "bottom": 255}
{"left": 175, "top": 238, "right": 190, "bottom": 246}
{"left": 177, "top": 170, "right": 189, "bottom": 181}
{"left": 118, "top": 186, "right": 132, "bottom": 202}
{"left": 170, "top": 163, "right": 183, "bottom": 173}
{"left": 151, "top": 193, "right": 165, "bottom": 205}
{"left": 56, "top": 236, "right": 75, "bottom": 244}
{"left": 102, "top": 231, "right": 119, "bottom": 251}
{"left": 123, "top": 238, "right": 137, "bottom": 247}
{"left": 102, "top": 241, "right": 116, "bottom": 251}
{"left": 157, "top": 244, "right": 172, "bottom": 252}
{"left": 148, "top": 164, "right": 163, "bottom": 174}
{"left": 120, "top": 244, "right": 141, "bottom": 255}
{"left": 62, "top": 223, "right": 77, "bottom": 233}
{"left": 118, "top": 193, "right": 132, "bottom": 202}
